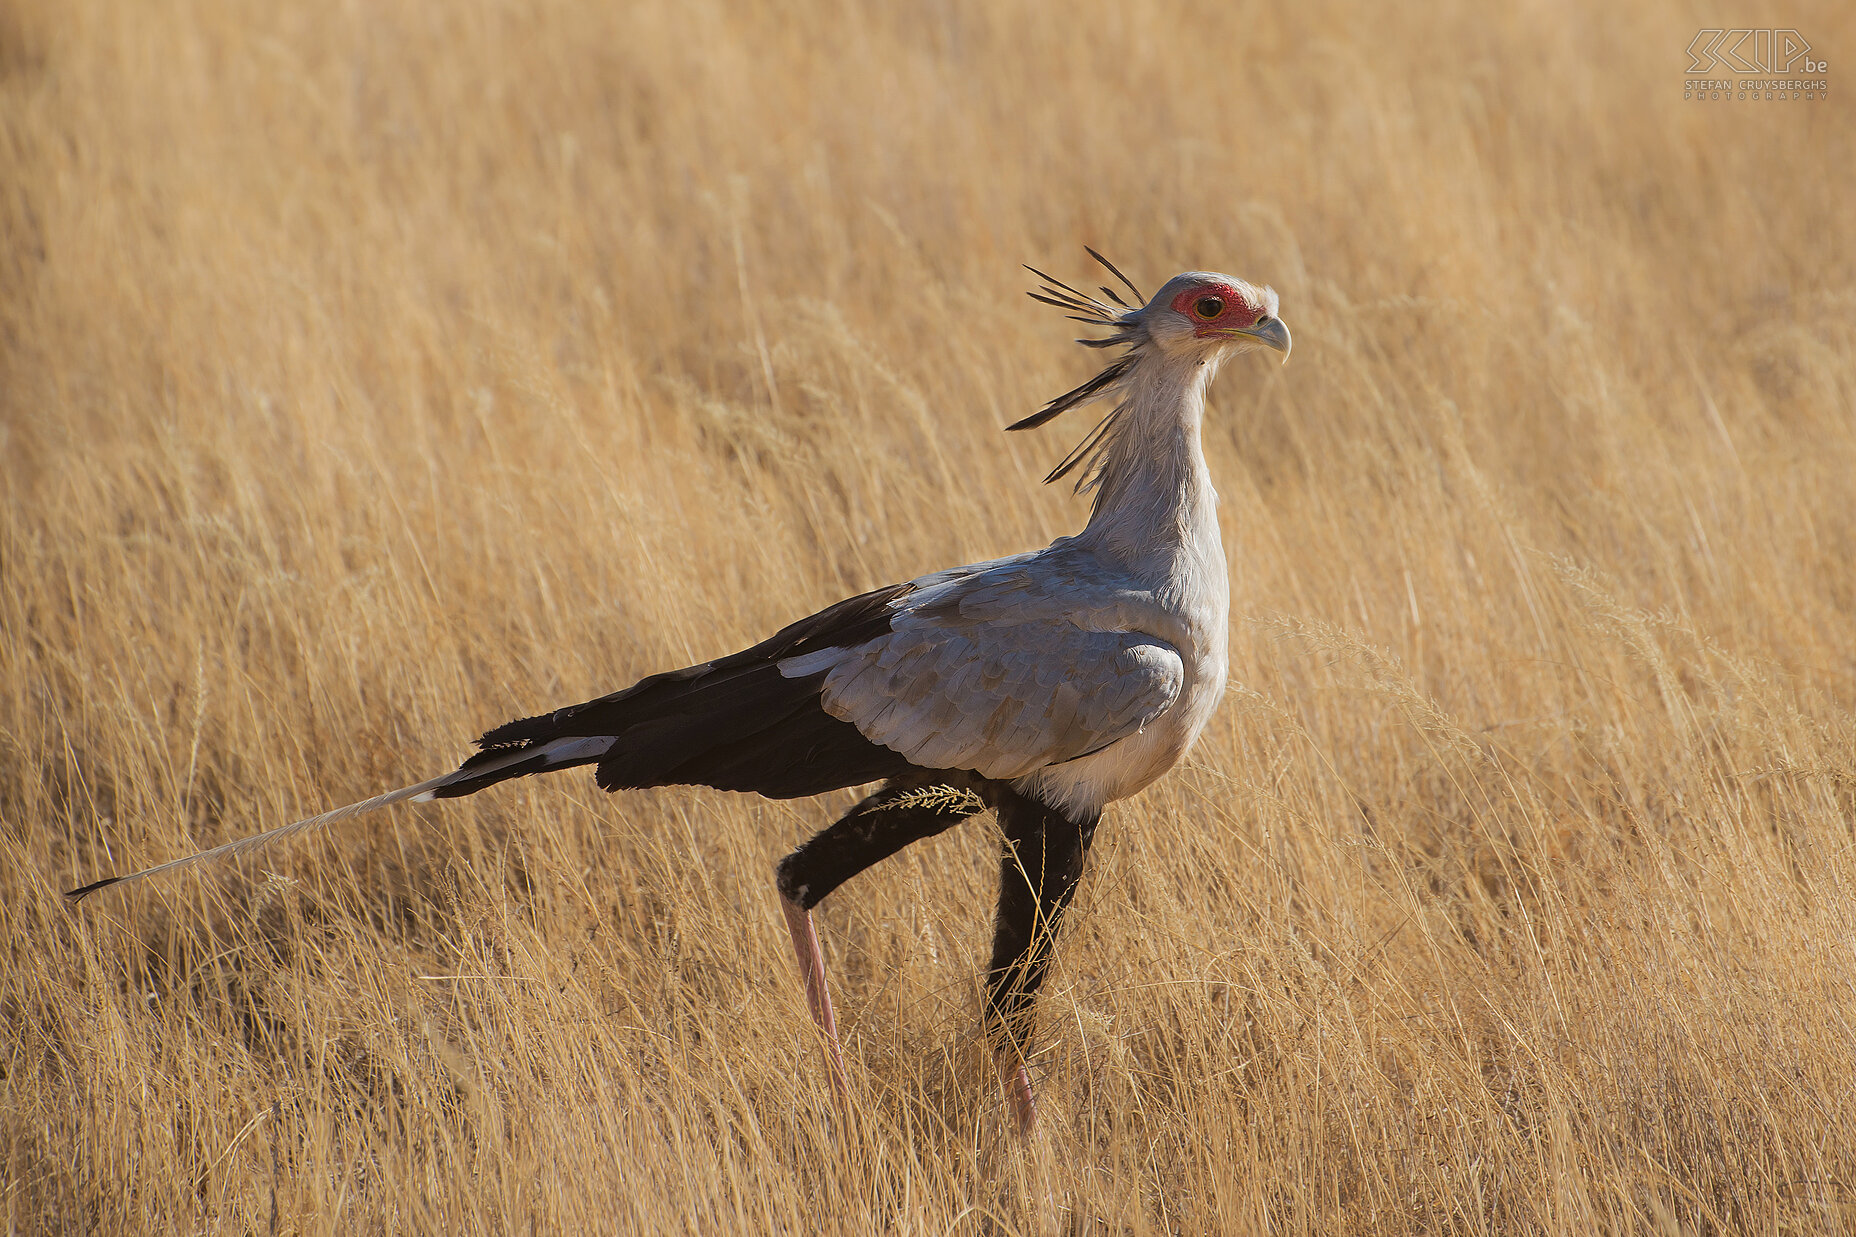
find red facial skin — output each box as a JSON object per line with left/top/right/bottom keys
{"left": 1169, "top": 282, "right": 1266, "bottom": 337}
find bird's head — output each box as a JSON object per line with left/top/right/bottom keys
{"left": 1139, "top": 272, "right": 1291, "bottom": 364}
{"left": 1008, "top": 253, "right": 1291, "bottom": 482}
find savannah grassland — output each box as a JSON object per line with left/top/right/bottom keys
{"left": 3, "top": 1, "right": 1856, "bottom": 1232}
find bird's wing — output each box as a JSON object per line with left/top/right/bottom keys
{"left": 897, "top": 543, "right": 1181, "bottom": 637}
{"left": 780, "top": 555, "right": 1184, "bottom": 780}
{"left": 816, "top": 625, "right": 1182, "bottom": 779}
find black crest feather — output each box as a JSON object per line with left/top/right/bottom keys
{"left": 1009, "top": 252, "right": 1149, "bottom": 491}
{"left": 1085, "top": 247, "right": 1145, "bottom": 305}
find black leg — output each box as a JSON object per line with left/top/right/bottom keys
{"left": 776, "top": 776, "right": 988, "bottom": 910}
{"left": 985, "top": 788, "right": 1100, "bottom": 1131}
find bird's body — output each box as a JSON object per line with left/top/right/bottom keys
{"left": 802, "top": 390, "right": 1230, "bottom": 820}
{"left": 69, "top": 256, "right": 1289, "bottom": 1133}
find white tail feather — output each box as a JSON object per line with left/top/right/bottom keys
{"left": 63, "top": 737, "right": 611, "bottom": 902}
{"left": 66, "top": 774, "right": 452, "bottom": 901}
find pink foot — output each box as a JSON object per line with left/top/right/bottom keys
{"left": 999, "top": 1053, "right": 1038, "bottom": 1134}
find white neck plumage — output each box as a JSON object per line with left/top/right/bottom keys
{"left": 1074, "top": 351, "right": 1223, "bottom": 571}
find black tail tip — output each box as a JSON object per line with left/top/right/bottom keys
{"left": 66, "top": 876, "right": 122, "bottom": 903}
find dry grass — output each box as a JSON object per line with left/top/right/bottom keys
{"left": 4, "top": 0, "right": 1856, "bottom": 1232}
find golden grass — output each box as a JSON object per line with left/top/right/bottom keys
{"left": 5, "top": 0, "right": 1856, "bottom": 1231}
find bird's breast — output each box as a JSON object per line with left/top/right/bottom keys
{"left": 1021, "top": 529, "right": 1230, "bottom": 818}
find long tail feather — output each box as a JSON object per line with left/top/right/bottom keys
{"left": 63, "top": 739, "right": 586, "bottom": 903}
{"left": 64, "top": 775, "right": 450, "bottom": 902}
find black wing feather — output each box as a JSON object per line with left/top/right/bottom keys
{"left": 440, "top": 582, "right": 926, "bottom": 800}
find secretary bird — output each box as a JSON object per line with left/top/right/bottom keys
{"left": 68, "top": 252, "right": 1290, "bottom": 1133}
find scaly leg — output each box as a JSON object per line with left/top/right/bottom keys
{"left": 774, "top": 778, "right": 987, "bottom": 1108}
{"left": 780, "top": 892, "right": 849, "bottom": 1102}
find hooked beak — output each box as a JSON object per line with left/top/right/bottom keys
{"left": 1230, "top": 315, "right": 1291, "bottom": 363}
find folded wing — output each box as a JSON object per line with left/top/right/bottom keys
{"left": 785, "top": 611, "right": 1184, "bottom": 781}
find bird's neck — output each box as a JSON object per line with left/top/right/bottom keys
{"left": 1075, "top": 355, "right": 1223, "bottom": 572}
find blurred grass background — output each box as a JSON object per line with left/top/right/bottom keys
{"left": 4, "top": 0, "right": 1855, "bottom": 1231}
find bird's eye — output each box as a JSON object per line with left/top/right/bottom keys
{"left": 1193, "top": 296, "right": 1224, "bottom": 320}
